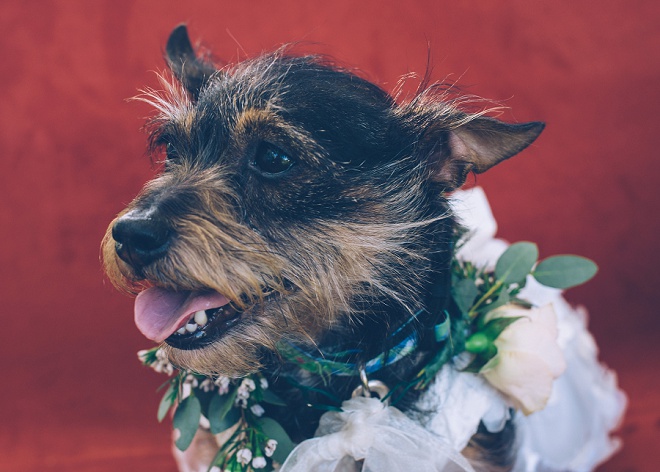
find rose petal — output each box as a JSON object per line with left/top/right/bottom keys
{"left": 482, "top": 351, "right": 556, "bottom": 414}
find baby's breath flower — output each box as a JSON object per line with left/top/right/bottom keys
{"left": 264, "top": 439, "right": 278, "bottom": 457}
{"left": 250, "top": 404, "right": 265, "bottom": 417}
{"left": 260, "top": 377, "right": 269, "bottom": 390}
{"left": 235, "top": 378, "right": 257, "bottom": 408}
{"left": 140, "top": 348, "right": 175, "bottom": 375}
{"left": 155, "top": 349, "right": 168, "bottom": 361}
{"left": 137, "top": 349, "right": 151, "bottom": 363}
{"left": 153, "top": 362, "right": 174, "bottom": 375}
{"left": 236, "top": 397, "right": 248, "bottom": 409}
{"left": 236, "top": 448, "right": 252, "bottom": 465}
{"left": 252, "top": 455, "right": 267, "bottom": 468}
{"left": 199, "top": 378, "right": 215, "bottom": 392}
{"left": 214, "top": 376, "right": 231, "bottom": 395}
{"left": 183, "top": 374, "right": 199, "bottom": 388}
{"left": 241, "top": 378, "right": 256, "bottom": 392}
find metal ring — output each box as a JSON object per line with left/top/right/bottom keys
{"left": 351, "top": 379, "right": 391, "bottom": 404}
{"left": 359, "top": 367, "right": 370, "bottom": 394}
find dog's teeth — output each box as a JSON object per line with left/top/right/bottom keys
{"left": 185, "top": 322, "right": 198, "bottom": 333}
{"left": 194, "top": 310, "right": 208, "bottom": 326}
{"left": 177, "top": 327, "right": 186, "bottom": 335}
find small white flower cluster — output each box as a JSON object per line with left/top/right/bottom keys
{"left": 252, "top": 455, "right": 267, "bottom": 469}
{"left": 235, "top": 447, "right": 271, "bottom": 469}
{"left": 183, "top": 374, "right": 199, "bottom": 388}
{"left": 264, "top": 439, "right": 278, "bottom": 457}
{"left": 236, "top": 447, "right": 252, "bottom": 465}
{"left": 137, "top": 348, "right": 174, "bottom": 375}
{"left": 215, "top": 376, "right": 231, "bottom": 395}
{"left": 236, "top": 378, "right": 256, "bottom": 408}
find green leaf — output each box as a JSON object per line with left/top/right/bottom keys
{"left": 157, "top": 382, "right": 176, "bottom": 422}
{"left": 482, "top": 316, "right": 523, "bottom": 341}
{"left": 533, "top": 255, "right": 598, "bottom": 289}
{"left": 477, "top": 290, "right": 510, "bottom": 316}
{"left": 261, "top": 388, "right": 288, "bottom": 407}
{"left": 173, "top": 395, "right": 202, "bottom": 451}
{"left": 495, "top": 242, "right": 538, "bottom": 284}
{"left": 452, "top": 278, "right": 479, "bottom": 314}
{"left": 257, "top": 417, "right": 296, "bottom": 464}
{"left": 208, "top": 389, "right": 239, "bottom": 434}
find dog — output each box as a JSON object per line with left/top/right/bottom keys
{"left": 103, "top": 25, "right": 623, "bottom": 472}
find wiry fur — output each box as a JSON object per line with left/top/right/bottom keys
{"left": 103, "top": 25, "right": 544, "bottom": 471}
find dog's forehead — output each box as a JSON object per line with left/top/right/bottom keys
{"left": 169, "top": 55, "right": 398, "bottom": 161}
{"left": 152, "top": 52, "right": 406, "bottom": 165}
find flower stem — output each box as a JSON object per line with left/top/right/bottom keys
{"left": 468, "top": 280, "right": 503, "bottom": 317}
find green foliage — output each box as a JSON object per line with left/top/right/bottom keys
{"left": 208, "top": 391, "right": 240, "bottom": 434}
{"left": 452, "top": 278, "right": 479, "bottom": 315}
{"left": 261, "top": 388, "right": 287, "bottom": 407}
{"left": 495, "top": 242, "right": 539, "bottom": 284}
{"left": 533, "top": 255, "right": 598, "bottom": 289}
{"left": 173, "top": 395, "right": 202, "bottom": 451}
{"left": 257, "top": 417, "right": 296, "bottom": 464}
{"left": 138, "top": 234, "right": 598, "bottom": 469}
{"left": 157, "top": 381, "right": 177, "bottom": 422}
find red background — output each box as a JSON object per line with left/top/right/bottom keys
{"left": 1, "top": 1, "right": 657, "bottom": 470}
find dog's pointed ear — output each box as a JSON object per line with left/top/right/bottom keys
{"left": 166, "top": 24, "right": 217, "bottom": 99}
{"left": 426, "top": 116, "right": 544, "bottom": 190}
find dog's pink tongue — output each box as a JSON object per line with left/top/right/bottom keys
{"left": 135, "top": 287, "right": 229, "bottom": 342}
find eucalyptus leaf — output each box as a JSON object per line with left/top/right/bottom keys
{"left": 157, "top": 382, "right": 175, "bottom": 422}
{"left": 208, "top": 389, "right": 239, "bottom": 434}
{"left": 173, "top": 395, "right": 202, "bottom": 451}
{"left": 495, "top": 242, "right": 538, "bottom": 284}
{"left": 261, "top": 388, "right": 288, "bottom": 407}
{"left": 257, "top": 417, "right": 296, "bottom": 464}
{"left": 533, "top": 255, "right": 598, "bottom": 289}
{"left": 452, "top": 278, "right": 479, "bottom": 314}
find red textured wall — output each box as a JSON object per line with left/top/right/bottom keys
{"left": 1, "top": 1, "right": 657, "bottom": 470}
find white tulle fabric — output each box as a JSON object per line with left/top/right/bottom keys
{"left": 279, "top": 187, "right": 626, "bottom": 472}
{"left": 280, "top": 396, "right": 475, "bottom": 472}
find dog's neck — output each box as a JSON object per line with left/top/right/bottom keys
{"left": 264, "top": 215, "right": 456, "bottom": 441}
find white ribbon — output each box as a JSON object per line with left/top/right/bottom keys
{"left": 279, "top": 397, "right": 474, "bottom": 472}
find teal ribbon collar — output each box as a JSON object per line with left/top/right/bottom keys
{"left": 278, "top": 309, "right": 452, "bottom": 379}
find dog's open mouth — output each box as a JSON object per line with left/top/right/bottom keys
{"left": 134, "top": 287, "right": 243, "bottom": 350}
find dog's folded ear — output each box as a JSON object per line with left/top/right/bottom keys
{"left": 426, "top": 116, "right": 545, "bottom": 190}
{"left": 166, "top": 24, "right": 218, "bottom": 99}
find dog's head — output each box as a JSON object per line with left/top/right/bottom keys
{"left": 103, "top": 25, "right": 543, "bottom": 377}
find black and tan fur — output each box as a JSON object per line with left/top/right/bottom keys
{"left": 103, "top": 25, "right": 544, "bottom": 471}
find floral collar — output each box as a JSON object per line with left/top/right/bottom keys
{"left": 138, "top": 223, "right": 597, "bottom": 472}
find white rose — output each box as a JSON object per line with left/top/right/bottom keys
{"left": 480, "top": 303, "right": 566, "bottom": 415}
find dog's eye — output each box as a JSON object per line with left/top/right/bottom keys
{"left": 165, "top": 142, "right": 179, "bottom": 162}
{"left": 252, "top": 143, "right": 294, "bottom": 175}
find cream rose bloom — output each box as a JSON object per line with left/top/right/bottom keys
{"left": 480, "top": 304, "right": 566, "bottom": 415}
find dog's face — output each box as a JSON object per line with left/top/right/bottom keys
{"left": 103, "top": 26, "right": 543, "bottom": 377}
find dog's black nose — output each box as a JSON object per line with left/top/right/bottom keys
{"left": 112, "top": 209, "right": 170, "bottom": 269}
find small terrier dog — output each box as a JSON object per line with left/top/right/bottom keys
{"left": 104, "top": 25, "right": 545, "bottom": 471}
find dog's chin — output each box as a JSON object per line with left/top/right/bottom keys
{"left": 161, "top": 331, "right": 265, "bottom": 378}
{"left": 158, "top": 294, "right": 300, "bottom": 377}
